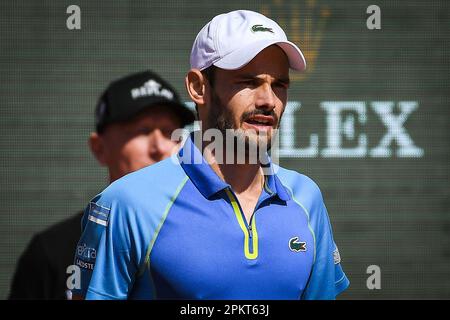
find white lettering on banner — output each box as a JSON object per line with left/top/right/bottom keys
{"left": 183, "top": 101, "right": 423, "bottom": 158}
{"left": 320, "top": 101, "right": 367, "bottom": 158}
{"left": 370, "top": 101, "right": 424, "bottom": 158}
{"left": 279, "top": 102, "right": 319, "bottom": 157}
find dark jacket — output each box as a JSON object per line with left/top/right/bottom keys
{"left": 9, "top": 212, "right": 83, "bottom": 300}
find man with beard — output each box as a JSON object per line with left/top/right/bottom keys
{"left": 72, "top": 10, "right": 349, "bottom": 300}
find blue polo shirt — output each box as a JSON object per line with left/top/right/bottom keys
{"left": 73, "top": 134, "right": 349, "bottom": 299}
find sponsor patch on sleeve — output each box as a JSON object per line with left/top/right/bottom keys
{"left": 333, "top": 247, "right": 341, "bottom": 265}
{"left": 87, "top": 202, "right": 110, "bottom": 227}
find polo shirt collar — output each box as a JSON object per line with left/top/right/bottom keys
{"left": 178, "top": 132, "right": 290, "bottom": 202}
{"left": 178, "top": 132, "right": 229, "bottom": 199}
{"left": 261, "top": 157, "right": 291, "bottom": 202}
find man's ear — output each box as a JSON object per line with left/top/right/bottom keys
{"left": 185, "top": 69, "right": 208, "bottom": 106}
{"left": 89, "top": 132, "right": 107, "bottom": 166}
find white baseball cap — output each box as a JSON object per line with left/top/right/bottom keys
{"left": 190, "top": 10, "right": 306, "bottom": 72}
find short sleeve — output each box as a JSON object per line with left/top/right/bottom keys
{"left": 302, "top": 204, "right": 349, "bottom": 299}
{"left": 72, "top": 197, "right": 137, "bottom": 299}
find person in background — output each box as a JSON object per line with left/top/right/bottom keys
{"left": 8, "top": 70, "right": 195, "bottom": 299}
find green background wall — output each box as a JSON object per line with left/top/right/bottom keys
{"left": 1, "top": 0, "right": 449, "bottom": 299}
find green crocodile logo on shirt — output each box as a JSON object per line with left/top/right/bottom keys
{"left": 251, "top": 24, "right": 274, "bottom": 33}
{"left": 289, "top": 237, "right": 307, "bottom": 252}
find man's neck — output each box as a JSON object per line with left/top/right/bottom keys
{"left": 203, "top": 144, "right": 263, "bottom": 195}
{"left": 203, "top": 141, "right": 265, "bottom": 222}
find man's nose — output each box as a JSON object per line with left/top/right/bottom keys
{"left": 255, "top": 82, "right": 276, "bottom": 111}
{"left": 148, "top": 129, "right": 174, "bottom": 162}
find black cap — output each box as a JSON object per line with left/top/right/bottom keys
{"left": 95, "top": 70, "right": 195, "bottom": 133}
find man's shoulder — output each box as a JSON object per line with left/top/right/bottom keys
{"left": 275, "top": 166, "right": 329, "bottom": 227}
{"left": 108, "top": 156, "right": 182, "bottom": 192}
{"left": 91, "top": 156, "right": 186, "bottom": 213}
{"left": 275, "top": 165, "right": 323, "bottom": 199}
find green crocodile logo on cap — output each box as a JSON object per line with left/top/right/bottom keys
{"left": 251, "top": 24, "right": 274, "bottom": 33}
{"left": 289, "top": 237, "right": 307, "bottom": 252}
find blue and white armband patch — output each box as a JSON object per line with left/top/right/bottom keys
{"left": 87, "top": 202, "right": 110, "bottom": 227}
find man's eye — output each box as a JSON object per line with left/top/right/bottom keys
{"left": 161, "top": 129, "right": 173, "bottom": 138}
{"left": 137, "top": 128, "right": 152, "bottom": 135}
{"left": 273, "top": 82, "right": 289, "bottom": 89}
{"left": 238, "top": 80, "right": 256, "bottom": 86}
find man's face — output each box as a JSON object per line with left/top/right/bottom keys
{"left": 204, "top": 45, "right": 290, "bottom": 149}
{"left": 97, "top": 106, "right": 182, "bottom": 181}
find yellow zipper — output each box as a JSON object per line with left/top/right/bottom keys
{"left": 225, "top": 188, "right": 259, "bottom": 260}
